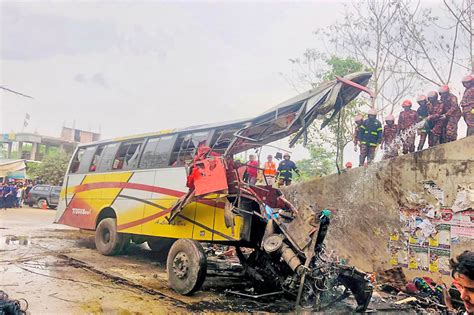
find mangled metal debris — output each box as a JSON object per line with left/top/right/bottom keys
{"left": 163, "top": 72, "right": 375, "bottom": 311}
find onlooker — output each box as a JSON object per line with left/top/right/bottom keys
{"left": 246, "top": 154, "right": 259, "bottom": 186}
{"left": 2, "top": 182, "right": 12, "bottom": 209}
{"left": 16, "top": 184, "right": 24, "bottom": 208}
{"left": 263, "top": 154, "right": 277, "bottom": 186}
{"left": 449, "top": 251, "right": 474, "bottom": 314}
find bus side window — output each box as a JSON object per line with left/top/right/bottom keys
{"left": 70, "top": 148, "right": 85, "bottom": 173}
{"left": 97, "top": 143, "right": 119, "bottom": 172}
{"left": 155, "top": 135, "right": 174, "bottom": 167}
{"left": 170, "top": 131, "right": 210, "bottom": 167}
{"left": 113, "top": 140, "right": 143, "bottom": 170}
{"left": 139, "top": 138, "right": 161, "bottom": 169}
{"left": 76, "top": 146, "right": 98, "bottom": 174}
{"left": 89, "top": 145, "right": 105, "bottom": 172}
{"left": 139, "top": 135, "right": 175, "bottom": 169}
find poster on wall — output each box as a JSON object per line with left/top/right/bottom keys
{"left": 409, "top": 246, "right": 429, "bottom": 271}
{"left": 430, "top": 249, "right": 451, "bottom": 275}
{"left": 429, "top": 224, "right": 451, "bottom": 249}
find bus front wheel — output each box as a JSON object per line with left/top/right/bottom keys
{"left": 95, "top": 218, "right": 127, "bottom": 256}
{"left": 166, "top": 239, "right": 207, "bottom": 295}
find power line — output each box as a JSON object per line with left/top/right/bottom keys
{"left": 0, "top": 86, "right": 34, "bottom": 99}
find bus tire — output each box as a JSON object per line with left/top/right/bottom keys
{"left": 147, "top": 238, "right": 176, "bottom": 254}
{"left": 167, "top": 239, "right": 207, "bottom": 295}
{"left": 95, "top": 218, "right": 125, "bottom": 256}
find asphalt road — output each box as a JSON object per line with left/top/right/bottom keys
{"left": 0, "top": 207, "right": 294, "bottom": 314}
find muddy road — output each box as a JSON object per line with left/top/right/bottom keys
{"left": 0, "top": 208, "right": 304, "bottom": 314}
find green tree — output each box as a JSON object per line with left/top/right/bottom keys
{"left": 295, "top": 146, "right": 336, "bottom": 182}
{"left": 27, "top": 151, "right": 70, "bottom": 185}
{"left": 287, "top": 55, "right": 368, "bottom": 170}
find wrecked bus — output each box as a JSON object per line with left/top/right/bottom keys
{"left": 55, "top": 72, "right": 374, "bottom": 311}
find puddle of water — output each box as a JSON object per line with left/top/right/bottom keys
{"left": 0, "top": 236, "right": 31, "bottom": 250}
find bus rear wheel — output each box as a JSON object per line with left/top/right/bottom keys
{"left": 166, "top": 239, "right": 207, "bottom": 295}
{"left": 95, "top": 218, "right": 127, "bottom": 256}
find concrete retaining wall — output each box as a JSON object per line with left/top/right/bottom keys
{"left": 284, "top": 136, "right": 474, "bottom": 280}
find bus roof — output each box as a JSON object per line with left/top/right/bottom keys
{"left": 77, "top": 71, "right": 372, "bottom": 149}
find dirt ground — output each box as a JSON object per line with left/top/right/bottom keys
{"left": 0, "top": 207, "right": 298, "bottom": 314}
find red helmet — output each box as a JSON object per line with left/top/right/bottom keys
{"left": 427, "top": 91, "right": 438, "bottom": 99}
{"left": 462, "top": 74, "right": 473, "bottom": 83}
{"left": 345, "top": 162, "right": 352, "bottom": 168}
{"left": 438, "top": 85, "right": 449, "bottom": 94}
{"left": 402, "top": 99, "right": 412, "bottom": 107}
{"left": 416, "top": 95, "right": 426, "bottom": 102}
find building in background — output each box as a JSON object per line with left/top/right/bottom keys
{"left": 0, "top": 127, "right": 101, "bottom": 161}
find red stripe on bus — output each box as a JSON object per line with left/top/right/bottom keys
{"left": 72, "top": 181, "right": 226, "bottom": 208}
{"left": 117, "top": 208, "right": 172, "bottom": 231}
{"left": 74, "top": 182, "right": 184, "bottom": 197}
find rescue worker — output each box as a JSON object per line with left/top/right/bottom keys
{"left": 263, "top": 154, "right": 277, "bottom": 186}
{"left": 461, "top": 74, "right": 474, "bottom": 137}
{"left": 353, "top": 113, "right": 364, "bottom": 152}
{"left": 416, "top": 94, "right": 431, "bottom": 151}
{"left": 427, "top": 91, "right": 447, "bottom": 147}
{"left": 397, "top": 99, "right": 418, "bottom": 154}
{"left": 358, "top": 108, "right": 382, "bottom": 166}
{"left": 439, "top": 85, "right": 461, "bottom": 143}
{"left": 381, "top": 114, "right": 398, "bottom": 160}
{"left": 277, "top": 153, "right": 299, "bottom": 186}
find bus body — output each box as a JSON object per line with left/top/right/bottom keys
{"left": 55, "top": 72, "right": 376, "bottom": 309}
{"left": 55, "top": 123, "right": 249, "bottom": 243}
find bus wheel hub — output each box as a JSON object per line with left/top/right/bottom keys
{"left": 172, "top": 252, "right": 189, "bottom": 279}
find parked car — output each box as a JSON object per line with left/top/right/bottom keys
{"left": 25, "top": 185, "right": 61, "bottom": 209}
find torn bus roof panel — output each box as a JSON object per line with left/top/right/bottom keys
{"left": 226, "top": 71, "right": 372, "bottom": 155}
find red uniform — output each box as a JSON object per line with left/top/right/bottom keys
{"left": 382, "top": 123, "right": 398, "bottom": 159}
{"left": 461, "top": 86, "right": 474, "bottom": 136}
{"left": 397, "top": 109, "right": 418, "bottom": 154}
{"left": 442, "top": 93, "right": 461, "bottom": 142}
{"left": 428, "top": 100, "right": 446, "bottom": 146}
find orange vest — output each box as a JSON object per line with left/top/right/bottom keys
{"left": 264, "top": 161, "right": 276, "bottom": 176}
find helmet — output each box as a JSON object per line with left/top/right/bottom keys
{"left": 402, "top": 100, "right": 412, "bottom": 107}
{"left": 427, "top": 91, "right": 438, "bottom": 99}
{"left": 438, "top": 85, "right": 449, "bottom": 94}
{"left": 345, "top": 162, "right": 352, "bottom": 168}
{"left": 385, "top": 114, "right": 395, "bottom": 121}
{"left": 462, "top": 74, "right": 473, "bottom": 83}
{"left": 368, "top": 108, "right": 377, "bottom": 116}
{"left": 416, "top": 95, "right": 426, "bottom": 102}
{"left": 354, "top": 113, "right": 363, "bottom": 122}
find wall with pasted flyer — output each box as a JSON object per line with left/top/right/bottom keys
{"left": 284, "top": 136, "right": 474, "bottom": 278}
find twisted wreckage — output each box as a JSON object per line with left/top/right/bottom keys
{"left": 167, "top": 72, "right": 374, "bottom": 310}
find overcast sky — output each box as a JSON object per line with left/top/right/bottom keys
{"left": 0, "top": 2, "right": 342, "bottom": 141}
{"left": 0, "top": 0, "right": 468, "bottom": 163}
